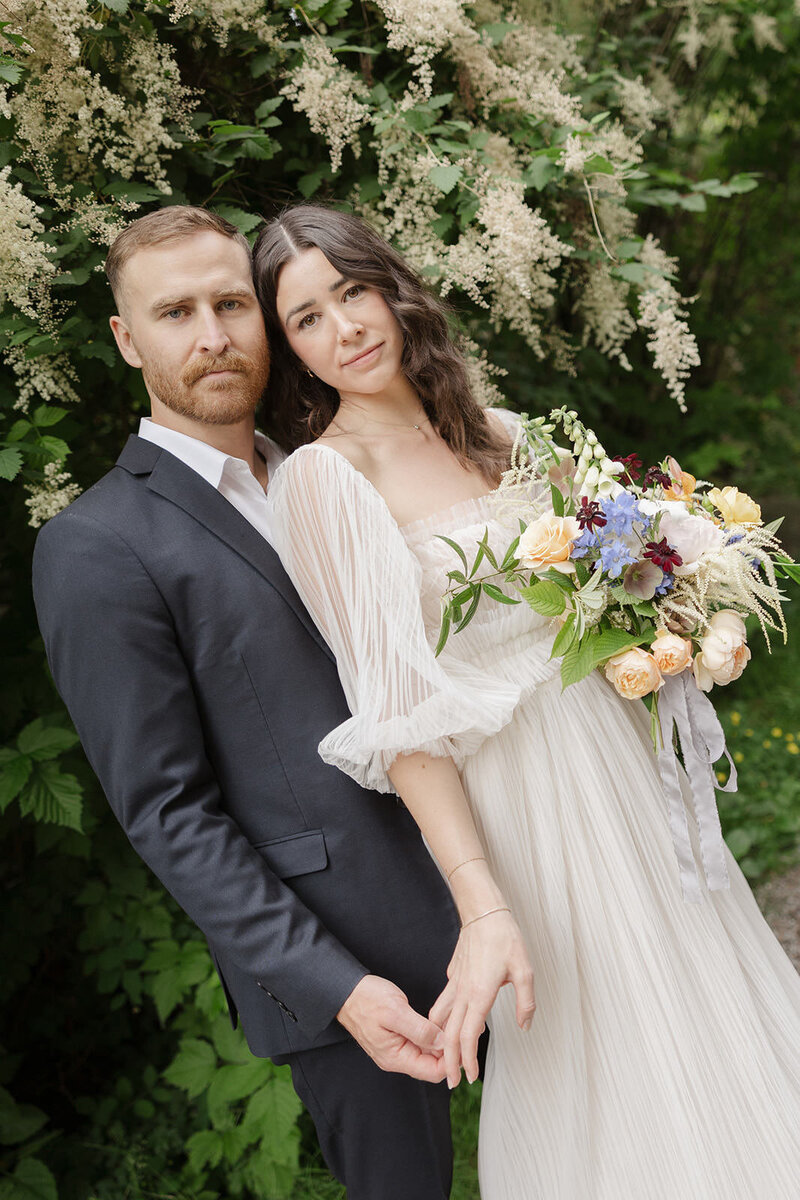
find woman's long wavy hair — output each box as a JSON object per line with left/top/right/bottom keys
{"left": 252, "top": 204, "right": 512, "bottom": 484}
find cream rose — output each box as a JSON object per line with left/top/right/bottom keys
{"left": 604, "top": 647, "right": 664, "bottom": 700}
{"left": 692, "top": 610, "right": 751, "bottom": 692}
{"left": 518, "top": 512, "right": 580, "bottom": 574}
{"left": 655, "top": 505, "right": 725, "bottom": 575}
{"left": 651, "top": 632, "right": 693, "bottom": 676}
{"left": 707, "top": 486, "right": 762, "bottom": 526}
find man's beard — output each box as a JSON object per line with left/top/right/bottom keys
{"left": 143, "top": 345, "right": 271, "bottom": 426}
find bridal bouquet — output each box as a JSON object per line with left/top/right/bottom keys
{"left": 436, "top": 408, "right": 799, "bottom": 901}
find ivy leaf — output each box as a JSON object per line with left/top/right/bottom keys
{"left": 18, "top": 763, "right": 83, "bottom": 830}
{"left": 428, "top": 164, "right": 462, "bottom": 194}
{"left": 519, "top": 580, "right": 566, "bottom": 617}
{"left": 0, "top": 448, "right": 22, "bottom": 481}
{"left": 0, "top": 753, "right": 32, "bottom": 812}
{"left": 164, "top": 1038, "right": 217, "bottom": 1099}
{"left": 560, "top": 634, "right": 599, "bottom": 688}
{"left": 0, "top": 1158, "right": 57, "bottom": 1200}
{"left": 17, "top": 718, "right": 79, "bottom": 761}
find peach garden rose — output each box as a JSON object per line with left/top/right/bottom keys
{"left": 604, "top": 647, "right": 664, "bottom": 700}
{"left": 693, "top": 610, "right": 751, "bottom": 692}
{"left": 651, "top": 631, "right": 693, "bottom": 676}
{"left": 517, "top": 512, "right": 580, "bottom": 574}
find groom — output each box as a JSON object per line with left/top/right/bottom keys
{"left": 32, "top": 206, "right": 460, "bottom": 1199}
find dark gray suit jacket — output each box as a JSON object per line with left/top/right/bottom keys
{"left": 32, "top": 434, "right": 459, "bottom": 1057}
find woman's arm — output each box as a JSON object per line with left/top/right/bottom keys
{"left": 389, "top": 751, "right": 537, "bottom": 1087}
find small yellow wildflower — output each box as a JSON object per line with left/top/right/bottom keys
{"left": 716, "top": 771, "right": 727, "bottom": 783}
{"left": 787, "top": 743, "right": 799, "bottom": 756}
{"left": 762, "top": 739, "right": 772, "bottom": 749}
{"left": 771, "top": 726, "right": 783, "bottom": 738}
{"left": 786, "top": 732, "right": 796, "bottom": 742}
{"left": 730, "top": 711, "right": 741, "bottom": 726}
{"left": 745, "top": 729, "right": 754, "bottom": 737}
{"left": 733, "top": 750, "right": 745, "bottom": 764}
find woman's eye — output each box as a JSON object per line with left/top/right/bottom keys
{"left": 344, "top": 285, "right": 364, "bottom": 300}
{"left": 299, "top": 313, "right": 318, "bottom": 329}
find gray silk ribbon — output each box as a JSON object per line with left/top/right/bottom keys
{"left": 656, "top": 671, "right": 737, "bottom": 904}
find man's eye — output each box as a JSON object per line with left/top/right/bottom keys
{"left": 165, "top": 309, "right": 184, "bottom": 320}
{"left": 220, "top": 300, "right": 240, "bottom": 311}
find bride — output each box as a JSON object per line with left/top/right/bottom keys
{"left": 255, "top": 204, "right": 800, "bottom": 1198}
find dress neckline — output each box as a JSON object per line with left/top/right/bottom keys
{"left": 290, "top": 441, "right": 496, "bottom": 534}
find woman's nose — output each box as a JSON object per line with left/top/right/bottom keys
{"left": 333, "top": 311, "right": 364, "bottom": 342}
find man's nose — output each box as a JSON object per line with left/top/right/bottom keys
{"left": 196, "top": 309, "right": 231, "bottom": 356}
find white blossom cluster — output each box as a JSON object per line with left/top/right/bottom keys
{"left": 636, "top": 235, "right": 701, "bottom": 413}
{"left": 24, "top": 460, "right": 82, "bottom": 529}
{"left": 281, "top": 42, "right": 370, "bottom": 173}
{"left": 751, "top": 13, "right": 785, "bottom": 53}
{"left": 614, "top": 74, "right": 664, "bottom": 133}
{"left": 460, "top": 336, "right": 508, "bottom": 409}
{"left": 0, "top": 168, "right": 55, "bottom": 320}
{"left": 166, "top": 0, "right": 281, "bottom": 48}
{"left": 577, "top": 263, "right": 636, "bottom": 370}
{"left": 5, "top": 348, "right": 81, "bottom": 414}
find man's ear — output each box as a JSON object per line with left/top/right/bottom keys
{"left": 109, "top": 314, "right": 143, "bottom": 369}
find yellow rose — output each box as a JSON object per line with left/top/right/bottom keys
{"left": 651, "top": 632, "right": 693, "bottom": 676}
{"left": 604, "top": 647, "right": 664, "bottom": 700}
{"left": 692, "top": 610, "right": 751, "bottom": 691}
{"left": 707, "top": 485, "right": 762, "bottom": 526}
{"left": 518, "top": 513, "right": 581, "bottom": 574}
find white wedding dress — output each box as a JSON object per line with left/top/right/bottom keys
{"left": 268, "top": 415, "right": 800, "bottom": 1200}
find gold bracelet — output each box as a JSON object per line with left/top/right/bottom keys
{"left": 446, "top": 855, "right": 487, "bottom": 882}
{"left": 460, "top": 906, "right": 511, "bottom": 930}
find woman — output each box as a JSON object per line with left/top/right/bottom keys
{"left": 256, "top": 204, "right": 800, "bottom": 1198}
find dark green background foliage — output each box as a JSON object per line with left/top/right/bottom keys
{"left": 1, "top": 1, "right": 798, "bottom": 1196}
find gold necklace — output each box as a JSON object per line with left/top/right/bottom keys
{"left": 332, "top": 411, "right": 431, "bottom": 433}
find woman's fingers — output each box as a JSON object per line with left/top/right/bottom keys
{"left": 512, "top": 961, "right": 537, "bottom": 1030}
{"left": 429, "top": 977, "right": 456, "bottom": 1031}
{"left": 443, "top": 1000, "right": 468, "bottom": 1089}
{"left": 459, "top": 1005, "right": 487, "bottom": 1084}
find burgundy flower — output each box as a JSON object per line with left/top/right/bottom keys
{"left": 575, "top": 496, "right": 607, "bottom": 532}
{"left": 644, "top": 537, "right": 683, "bottom": 573}
{"left": 643, "top": 466, "right": 673, "bottom": 490}
{"left": 613, "top": 453, "right": 642, "bottom": 483}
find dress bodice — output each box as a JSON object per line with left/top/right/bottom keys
{"left": 400, "top": 493, "right": 561, "bottom": 701}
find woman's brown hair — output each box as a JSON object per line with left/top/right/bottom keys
{"left": 252, "top": 204, "right": 512, "bottom": 484}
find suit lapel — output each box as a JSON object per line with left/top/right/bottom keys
{"left": 116, "top": 435, "right": 335, "bottom": 664}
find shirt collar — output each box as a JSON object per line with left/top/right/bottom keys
{"left": 138, "top": 417, "right": 279, "bottom": 491}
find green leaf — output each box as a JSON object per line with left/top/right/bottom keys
{"left": 550, "top": 482, "right": 564, "bottom": 516}
{"left": 0, "top": 448, "right": 22, "bottom": 481}
{"left": 678, "top": 192, "right": 707, "bottom": 212}
{"left": 6, "top": 420, "right": 32, "bottom": 443}
{"left": 32, "top": 406, "right": 68, "bottom": 428}
{"left": 105, "top": 181, "right": 163, "bottom": 204}
{"left": 611, "top": 262, "right": 652, "bottom": 285}
{"left": 214, "top": 206, "right": 263, "bottom": 236}
{"left": 428, "top": 164, "right": 462, "bottom": 194}
{"left": 436, "top": 534, "right": 469, "bottom": 573}
{"left": 78, "top": 342, "right": 116, "bottom": 367}
{"left": 18, "top": 762, "right": 83, "bottom": 831}
{"left": 454, "top": 585, "right": 482, "bottom": 632}
{"left": 482, "top": 582, "right": 519, "bottom": 605}
{"left": 519, "top": 580, "right": 567, "bottom": 617}
{"left": 560, "top": 635, "right": 599, "bottom": 688}
{"left": 103, "top": 0, "right": 130, "bottom": 12}
{"left": 206, "top": 1060, "right": 274, "bottom": 1125}
{"left": 725, "top": 828, "right": 755, "bottom": 859}
{"left": 0, "top": 62, "right": 23, "bottom": 86}
{"left": 17, "top": 718, "right": 79, "bottom": 761}
{"left": 0, "top": 1086, "right": 48, "bottom": 1145}
{"left": 0, "top": 1157, "right": 57, "bottom": 1200}
{"left": 434, "top": 606, "right": 452, "bottom": 658}
{"left": 500, "top": 534, "right": 521, "bottom": 569}
{"left": 550, "top": 612, "right": 577, "bottom": 659}
{"left": 210, "top": 1016, "right": 251, "bottom": 1065}
{"left": 39, "top": 436, "right": 70, "bottom": 461}
{"left": 0, "top": 754, "right": 32, "bottom": 812}
{"left": 164, "top": 1038, "right": 217, "bottom": 1099}
{"left": 254, "top": 96, "right": 283, "bottom": 121}
{"left": 590, "top": 629, "right": 648, "bottom": 665}
{"left": 583, "top": 154, "right": 615, "bottom": 176}
{"left": 524, "top": 155, "right": 558, "bottom": 191}
{"left": 186, "top": 1128, "right": 224, "bottom": 1172}
{"left": 244, "top": 1074, "right": 302, "bottom": 1142}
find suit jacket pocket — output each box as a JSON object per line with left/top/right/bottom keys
{"left": 251, "top": 828, "right": 328, "bottom": 878}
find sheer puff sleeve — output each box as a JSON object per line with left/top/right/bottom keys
{"left": 268, "top": 445, "right": 520, "bottom": 795}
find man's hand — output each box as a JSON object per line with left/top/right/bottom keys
{"left": 337, "top": 975, "right": 447, "bottom": 1083}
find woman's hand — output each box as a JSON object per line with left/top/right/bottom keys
{"left": 428, "top": 908, "right": 536, "bottom": 1088}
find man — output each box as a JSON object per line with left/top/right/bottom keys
{"left": 32, "top": 206, "right": 460, "bottom": 1199}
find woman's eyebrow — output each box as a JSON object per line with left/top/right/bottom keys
{"left": 285, "top": 277, "right": 351, "bottom": 323}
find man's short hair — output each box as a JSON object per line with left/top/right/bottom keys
{"left": 105, "top": 206, "right": 252, "bottom": 312}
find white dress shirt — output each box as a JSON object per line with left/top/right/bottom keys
{"left": 138, "top": 417, "right": 286, "bottom": 546}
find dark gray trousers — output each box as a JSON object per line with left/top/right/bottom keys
{"left": 274, "top": 1038, "right": 453, "bottom": 1199}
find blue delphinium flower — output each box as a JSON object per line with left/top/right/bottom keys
{"left": 599, "top": 539, "right": 638, "bottom": 579}
{"left": 655, "top": 572, "right": 675, "bottom": 595}
{"left": 602, "top": 492, "right": 647, "bottom": 538}
{"left": 571, "top": 528, "right": 599, "bottom": 559}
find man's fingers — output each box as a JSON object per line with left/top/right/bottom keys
{"left": 390, "top": 1003, "right": 446, "bottom": 1053}
{"left": 513, "top": 964, "right": 537, "bottom": 1030}
{"left": 385, "top": 1043, "right": 448, "bottom": 1084}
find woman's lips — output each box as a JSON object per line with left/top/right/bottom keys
{"left": 343, "top": 342, "right": 383, "bottom": 368}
